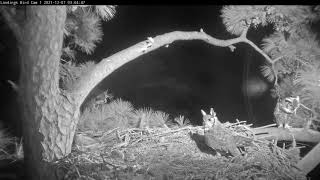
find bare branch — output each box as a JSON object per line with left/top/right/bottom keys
{"left": 240, "top": 27, "right": 249, "bottom": 38}
{"left": 266, "top": 56, "right": 283, "bottom": 86}
{"left": 253, "top": 123, "right": 277, "bottom": 130}
{"left": 71, "top": 30, "right": 278, "bottom": 107}
{"left": 272, "top": 56, "right": 284, "bottom": 63}
{"left": 7, "top": 80, "right": 19, "bottom": 92}
{"left": 71, "top": 31, "right": 249, "bottom": 105}
{"left": 242, "top": 38, "right": 273, "bottom": 64}
{"left": 253, "top": 127, "right": 320, "bottom": 143}
{"left": 272, "top": 63, "right": 279, "bottom": 86}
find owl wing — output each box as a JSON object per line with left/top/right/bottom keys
{"left": 274, "top": 101, "right": 289, "bottom": 126}
{"left": 204, "top": 125, "right": 230, "bottom": 151}
{"left": 204, "top": 128, "right": 224, "bottom": 150}
{"left": 274, "top": 110, "right": 286, "bottom": 125}
{"left": 226, "top": 142, "right": 241, "bottom": 156}
{"left": 205, "top": 125, "right": 244, "bottom": 156}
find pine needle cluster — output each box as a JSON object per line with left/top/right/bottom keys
{"left": 78, "top": 94, "right": 171, "bottom": 132}
{"left": 222, "top": 5, "right": 320, "bottom": 128}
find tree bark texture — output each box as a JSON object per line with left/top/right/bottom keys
{"left": 17, "top": 6, "right": 79, "bottom": 179}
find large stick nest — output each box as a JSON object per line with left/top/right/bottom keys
{"left": 54, "top": 121, "right": 306, "bottom": 180}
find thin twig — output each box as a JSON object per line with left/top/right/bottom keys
{"left": 295, "top": 57, "right": 314, "bottom": 69}
{"left": 253, "top": 123, "right": 278, "bottom": 130}
{"left": 242, "top": 38, "right": 273, "bottom": 64}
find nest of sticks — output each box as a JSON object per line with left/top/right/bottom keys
{"left": 54, "top": 120, "right": 307, "bottom": 180}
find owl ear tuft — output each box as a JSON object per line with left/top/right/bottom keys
{"left": 210, "top": 108, "right": 214, "bottom": 116}
{"left": 201, "top": 109, "right": 206, "bottom": 116}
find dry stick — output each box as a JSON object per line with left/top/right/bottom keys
{"left": 270, "top": 56, "right": 284, "bottom": 86}
{"left": 253, "top": 123, "right": 278, "bottom": 130}
{"left": 130, "top": 126, "right": 199, "bottom": 146}
{"left": 252, "top": 127, "right": 320, "bottom": 143}
{"left": 140, "top": 126, "right": 195, "bottom": 138}
{"left": 7, "top": 80, "right": 19, "bottom": 92}
{"left": 226, "top": 120, "right": 248, "bottom": 126}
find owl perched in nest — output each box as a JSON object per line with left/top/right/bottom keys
{"left": 274, "top": 96, "right": 313, "bottom": 129}
{"left": 202, "top": 108, "right": 253, "bottom": 157}
{"left": 274, "top": 98, "right": 295, "bottom": 128}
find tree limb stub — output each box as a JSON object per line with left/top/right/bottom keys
{"left": 73, "top": 30, "right": 273, "bottom": 107}
{"left": 253, "top": 127, "right": 320, "bottom": 143}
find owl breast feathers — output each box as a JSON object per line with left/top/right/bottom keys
{"left": 202, "top": 108, "right": 253, "bottom": 156}
{"left": 274, "top": 100, "right": 292, "bottom": 127}
{"left": 204, "top": 124, "right": 253, "bottom": 156}
{"left": 274, "top": 97, "right": 308, "bottom": 128}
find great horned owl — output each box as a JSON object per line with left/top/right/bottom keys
{"left": 274, "top": 97, "right": 300, "bottom": 128}
{"left": 201, "top": 108, "right": 253, "bottom": 157}
{"left": 274, "top": 96, "right": 313, "bottom": 129}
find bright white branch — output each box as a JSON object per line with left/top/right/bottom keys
{"left": 242, "top": 38, "right": 273, "bottom": 64}
{"left": 253, "top": 127, "right": 320, "bottom": 143}
{"left": 72, "top": 31, "right": 253, "bottom": 105}
{"left": 72, "top": 30, "right": 276, "bottom": 106}
{"left": 7, "top": 80, "right": 19, "bottom": 92}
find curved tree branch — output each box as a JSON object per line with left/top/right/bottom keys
{"left": 240, "top": 27, "right": 249, "bottom": 38}
{"left": 242, "top": 38, "right": 273, "bottom": 64}
{"left": 271, "top": 56, "right": 284, "bottom": 86}
{"left": 71, "top": 30, "right": 275, "bottom": 107}
{"left": 253, "top": 127, "right": 320, "bottom": 143}
{"left": 71, "top": 30, "right": 248, "bottom": 105}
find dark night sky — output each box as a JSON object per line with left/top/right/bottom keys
{"left": 86, "top": 6, "right": 275, "bottom": 125}
{"left": 0, "top": 6, "right": 276, "bottom": 137}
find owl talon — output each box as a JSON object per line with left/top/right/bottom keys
{"left": 278, "top": 124, "right": 283, "bottom": 128}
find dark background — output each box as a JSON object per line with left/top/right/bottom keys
{"left": 86, "top": 5, "right": 275, "bottom": 126}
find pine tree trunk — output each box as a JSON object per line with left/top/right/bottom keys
{"left": 18, "top": 6, "right": 79, "bottom": 179}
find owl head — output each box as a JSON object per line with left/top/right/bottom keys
{"left": 201, "top": 108, "right": 220, "bottom": 129}
{"left": 279, "top": 96, "right": 300, "bottom": 114}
